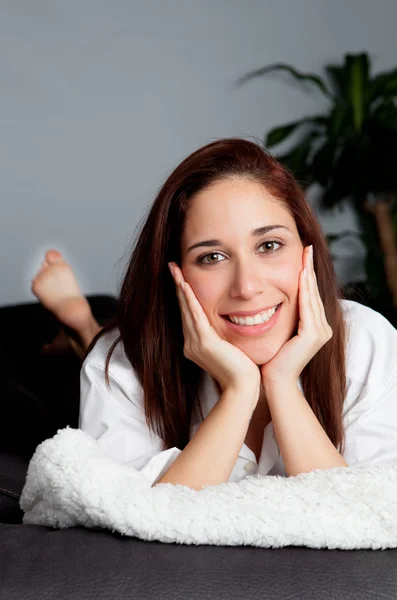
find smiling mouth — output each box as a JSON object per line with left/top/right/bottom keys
{"left": 222, "top": 303, "right": 282, "bottom": 323}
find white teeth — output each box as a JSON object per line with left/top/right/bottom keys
{"left": 229, "top": 305, "right": 278, "bottom": 326}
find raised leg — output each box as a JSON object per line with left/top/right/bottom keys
{"left": 31, "top": 250, "right": 102, "bottom": 357}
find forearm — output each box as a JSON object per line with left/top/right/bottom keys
{"left": 265, "top": 380, "right": 348, "bottom": 477}
{"left": 153, "top": 383, "right": 258, "bottom": 490}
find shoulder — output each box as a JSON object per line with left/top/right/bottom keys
{"left": 339, "top": 299, "right": 397, "bottom": 389}
{"left": 81, "top": 327, "right": 144, "bottom": 405}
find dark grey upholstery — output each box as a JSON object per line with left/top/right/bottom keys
{"left": 1, "top": 299, "right": 397, "bottom": 599}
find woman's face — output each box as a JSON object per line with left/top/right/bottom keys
{"left": 180, "top": 178, "right": 305, "bottom": 366}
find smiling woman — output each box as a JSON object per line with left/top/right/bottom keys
{"left": 179, "top": 178, "right": 304, "bottom": 367}
{"left": 33, "top": 138, "right": 397, "bottom": 490}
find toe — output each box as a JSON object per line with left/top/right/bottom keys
{"left": 45, "top": 249, "right": 63, "bottom": 264}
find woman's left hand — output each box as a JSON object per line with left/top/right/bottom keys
{"left": 260, "top": 245, "right": 333, "bottom": 389}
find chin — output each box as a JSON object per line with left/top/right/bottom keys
{"left": 253, "top": 350, "right": 279, "bottom": 367}
{"left": 238, "top": 343, "right": 281, "bottom": 368}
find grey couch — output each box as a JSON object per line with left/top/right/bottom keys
{"left": 1, "top": 299, "right": 397, "bottom": 599}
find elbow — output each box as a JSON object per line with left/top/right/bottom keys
{"left": 151, "top": 474, "right": 172, "bottom": 487}
{"left": 287, "top": 459, "right": 349, "bottom": 478}
{"left": 151, "top": 475, "right": 203, "bottom": 491}
{"left": 151, "top": 478, "right": 163, "bottom": 488}
{"left": 151, "top": 480, "right": 163, "bottom": 488}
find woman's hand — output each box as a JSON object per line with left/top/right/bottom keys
{"left": 260, "top": 245, "right": 333, "bottom": 389}
{"left": 168, "top": 262, "right": 261, "bottom": 399}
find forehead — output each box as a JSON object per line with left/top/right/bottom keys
{"left": 182, "top": 178, "right": 295, "bottom": 238}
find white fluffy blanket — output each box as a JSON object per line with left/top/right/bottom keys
{"left": 19, "top": 427, "right": 397, "bottom": 550}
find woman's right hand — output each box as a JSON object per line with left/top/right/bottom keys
{"left": 168, "top": 262, "right": 261, "bottom": 403}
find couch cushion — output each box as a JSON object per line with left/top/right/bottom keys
{"left": 0, "top": 453, "right": 28, "bottom": 523}
{"left": 1, "top": 522, "right": 397, "bottom": 599}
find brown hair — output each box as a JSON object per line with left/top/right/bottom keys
{"left": 88, "top": 138, "right": 347, "bottom": 455}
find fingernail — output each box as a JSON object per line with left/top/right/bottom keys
{"left": 309, "top": 245, "right": 313, "bottom": 262}
{"left": 168, "top": 263, "right": 174, "bottom": 275}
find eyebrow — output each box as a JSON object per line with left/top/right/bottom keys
{"left": 186, "top": 225, "right": 290, "bottom": 253}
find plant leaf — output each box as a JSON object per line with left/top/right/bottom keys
{"left": 325, "top": 65, "right": 348, "bottom": 99}
{"left": 346, "top": 53, "right": 370, "bottom": 132}
{"left": 266, "top": 122, "right": 302, "bottom": 147}
{"left": 236, "top": 63, "right": 331, "bottom": 98}
{"left": 368, "top": 68, "right": 397, "bottom": 103}
{"left": 326, "top": 102, "right": 353, "bottom": 140}
{"left": 265, "top": 116, "right": 326, "bottom": 147}
{"left": 326, "top": 231, "right": 362, "bottom": 244}
{"left": 275, "top": 132, "right": 318, "bottom": 187}
{"left": 310, "top": 141, "right": 337, "bottom": 186}
{"left": 366, "top": 115, "right": 397, "bottom": 193}
{"left": 320, "top": 182, "right": 348, "bottom": 209}
{"left": 371, "top": 100, "right": 397, "bottom": 132}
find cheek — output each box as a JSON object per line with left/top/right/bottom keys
{"left": 187, "top": 275, "right": 221, "bottom": 312}
{"left": 275, "top": 263, "right": 301, "bottom": 298}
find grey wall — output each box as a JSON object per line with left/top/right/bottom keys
{"left": 1, "top": 0, "right": 397, "bottom": 306}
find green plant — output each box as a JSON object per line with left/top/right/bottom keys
{"left": 238, "top": 53, "right": 397, "bottom": 309}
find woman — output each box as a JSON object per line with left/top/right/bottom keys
{"left": 32, "top": 138, "right": 397, "bottom": 490}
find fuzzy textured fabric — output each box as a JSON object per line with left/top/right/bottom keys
{"left": 19, "top": 427, "right": 397, "bottom": 550}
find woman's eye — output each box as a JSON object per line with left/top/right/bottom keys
{"left": 199, "top": 252, "right": 225, "bottom": 265}
{"left": 260, "top": 241, "right": 282, "bottom": 253}
{"left": 198, "top": 241, "right": 283, "bottom": 265}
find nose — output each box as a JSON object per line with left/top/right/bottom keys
{"left": 229, "top": 261, "right": 266, "bottom": 300}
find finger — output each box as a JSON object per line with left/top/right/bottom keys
{"left": 305, "top": 250, "right": 333, "bottom": 344}
{"left": 301, "top": 247, "right": 317, "bottom": 319}
{"left": 298, "top": 266, "right": 315, "bottom": 333}
{"left": 171, "top": 262, "right": 210, "bottom": 330}
{"left": 182, "top": 280, "right": 211, "bottom": 333}
{"left": 169, "top": 264, "right": 211, "bottom": 344}
{"left": 312, "top": 267, "right": 328, "bottom": 327}
{"left": 308, "top": 248, "right": 329, "bottom": 329}
{"left": 171, "top": 264, "right": 212, "bottom": 338}
{"left": 178, "top": 283, "right": 195, "bottom": 335}
{"left": 305, "top": 246, "right": 323, "bottom": 328}
{"left": 169, "top": 264, "right": 195, "bottom": 335}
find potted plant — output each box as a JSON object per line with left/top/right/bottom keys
{"left": 238, "top": 53, "right": 397, "bottom": 321}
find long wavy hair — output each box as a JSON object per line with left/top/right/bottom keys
{"left": 87, "top": 138, "right": 347, "bottom": 455}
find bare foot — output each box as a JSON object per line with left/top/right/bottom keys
{"left": 31, "top": 249, "right": 101, "bottom": 352}
{"left": 41, "top": 329, "right": 74, "bottom": 355}
{"left": 41, "top": 328, "right": 87, "bottom": 361}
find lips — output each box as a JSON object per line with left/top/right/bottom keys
{"left": 222, "top": 302, "right": 282, "bottom": 336}
{"left": 223, "top": 303, "right": 281, "bottom": 321}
